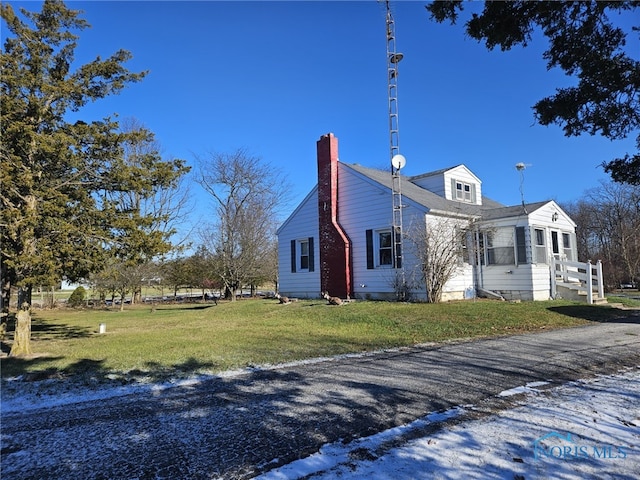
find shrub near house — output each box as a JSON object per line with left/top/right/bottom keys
{"left": 67, "top": 286, "right": 87, "bottom": 308}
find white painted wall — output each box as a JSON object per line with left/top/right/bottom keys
{"left": 441, "top": 263, "right": 475, "bottom": 301}
{"left": 410, "top": 165, "right": 483, "bottom": 206}
{"left": 276, "top": 188, "right": 320, "bottom": 298}
{"left": 339, "top": 164, "right": 411, "bottom": 299}
{"left": 477, "top": 202, "right": 576, "bottom": 300}
{"left": 277, "top": 166, "right": 577, "bottom": 302}
{"left": 410, "top": 174, "right": 445, "bottom": 196}
{"left": 528, "top": 201, "right": 577, "bottom": 263}
{"left": 477, "top": 264, "right": 552, "bottom": 301}
{"left": 340, "top": 166, "right": 477, "bottom": 301}
{"left": 443, "top": 165, "right": 483, "bottom": 205}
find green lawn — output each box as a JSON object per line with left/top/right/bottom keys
{"left": 0, "top": 298, "right": 635, "bottom": 381}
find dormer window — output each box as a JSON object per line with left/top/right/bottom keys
{"left": 455, "top": 181, "right": 473, "bottom": 203}
{"left": 412, "top": 166, "right": 482, "bottom": 204}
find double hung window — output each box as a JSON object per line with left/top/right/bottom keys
{"left": 290, "top": 237, "right": 314, "bottom": 273}
{"left": 455, "top": 181, "right": 473, "bottom": 202}
{"left": 534, "top": 228, "right": 546, "bottom": 263}
{"left": 378, "top": 231, "right": 393, "bottom": 266}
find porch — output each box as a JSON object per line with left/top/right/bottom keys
{"left": 551, "top": 258, "right": 606, "bottom": 304}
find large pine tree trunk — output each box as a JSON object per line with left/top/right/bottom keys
{"left": 10, "top": 307, "right": 32, "bottom": 357}
{"left": 10, "top": 286, "right": 33, "bottom": 356}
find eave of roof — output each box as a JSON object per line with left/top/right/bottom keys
{"left": 344, "top": 163, "right": 504, "bottom": 218}
{"left": 479, "top": 201, "right": 552, "bottom": 221}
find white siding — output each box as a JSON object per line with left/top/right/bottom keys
{"left": 480, "top": 264, "right": 535, "bottom": 300}
{"left": 424, "top": 214, "right": 475, "bottom": 299}
{"left": 277, "top": 189, "right": 320, "bottom": 298}
{"left": 410, "top": 175, "right": 445, "bottom": 196}
{"left": 339, "top": 165, "right": 428, "bottom": 300}
{"left": 443, "top": 166, "right": 482, "bottom": 205}
{"left": 479, "top": 264, "right": 552, "bottom": 301}
{"left": 338, "top": 166, "right": 476, "bottom": 301}
{"left": 410, "top": 165, "right": 482, "bottom": 205}
{"left": 476, "top": 219, "right": 532, "bottom": 300}
{"left": 278, "top": 162, "right": 575, "bottom": 302}
{"left": 340, "top": 165, "right": 402, "bottom": 299}
{"left": 476, "top": 202, "right": 576, "bottom": 300}
{"left": 528, "top": 202, "right": 577, "bottom": 264}
{"left": 528, "top": 201, "right": 576, "bottom": 230}
{"left": 531, "top": 264, "right": 553, "bottom": 300}
{"left": 442, "top": 264, "right": 474, "bottom": 301}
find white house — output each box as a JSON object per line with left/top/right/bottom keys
{"left": 277, "top": 133, "right": 599, "bottom": 302}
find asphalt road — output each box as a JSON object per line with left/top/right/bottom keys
{"left": 2, "top": 315, "right": 640, "bottom": 479}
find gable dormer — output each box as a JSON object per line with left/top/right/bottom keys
{"left": 410, "top": 164, "right": 482, "bottom": 206}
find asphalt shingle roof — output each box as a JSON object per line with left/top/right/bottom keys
{"left": 344, "top": 163, "right": 549, "bottom": 220}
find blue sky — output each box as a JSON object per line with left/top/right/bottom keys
{"left": 5, "top": 1, "right": 639, "bottom": 228}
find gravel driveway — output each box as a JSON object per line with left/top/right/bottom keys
{"left": 2, "top": 314, "right": 640, "bottom": 479}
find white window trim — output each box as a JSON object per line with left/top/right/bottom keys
{"left": 484, "top": 227, "right": 516, "bottom": 266}
{"left": 376, "top": 229, "right": 393, "bottom": 268}
{"left": 455, "top": 181, "right": 473, "bottom": 203}
{"left": 561, "top": 232, "right": 575, "bottom": 261}
{"left": 533, "top": 227, "right": 547, "bottom": 264}
{"left": 298, "top": 239, "right": 310, "bottom": 272}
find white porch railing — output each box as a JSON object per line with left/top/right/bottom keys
{"left": 551, "top": 258, "right": 605, "bottom": 304}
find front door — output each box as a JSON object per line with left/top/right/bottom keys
{"left": 551, "top": 231, "right": 560, "bottom": 259}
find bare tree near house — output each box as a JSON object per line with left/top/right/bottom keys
{"left": 259, "top": 239, "right": 279, "bottom": 294}
{"left": 564, "top": 181, "right": 640, "bottom": 289}
{"left": 407, "top": 216, "right": 472, "bottom": 303}
{"left": 196, "top": 150, "right": 290, "bottom": 301}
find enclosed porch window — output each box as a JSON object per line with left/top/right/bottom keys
{"left": 534, "top": 228, "right": 547, "bottom": 263}
{"left": 486, "top": 228, "right": 515, "bottom": 265}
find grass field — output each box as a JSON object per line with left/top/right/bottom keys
{"left": 1, "top": 297, "right": 636, "bottom": 381}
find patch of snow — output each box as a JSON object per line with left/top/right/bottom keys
{"left": 258, "top": 368, "right": 640, "bottom": 479}
{"left": 498, "top": 380, "right": 550, "bottom": 397}
{"left": 257, "top": 408, "right": 465, "bottom": 480}
{"left": 1, "top": 375, "right": 207, "bottom": 414}
{"left": 2, "top": 358, "right": 638, "bottom": 479}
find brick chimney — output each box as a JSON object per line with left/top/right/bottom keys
{"left": 317, "top": 133, "right": 352, "bottom": 299}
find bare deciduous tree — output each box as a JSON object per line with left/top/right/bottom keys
{"left": 407, "top": 216, "right": 472, "bottom": 303}
{"left": 196, "top": 150, "right": 290, "bottom": 301}
{"left": 564, "top": 182, "right": 640, "bottom": 289}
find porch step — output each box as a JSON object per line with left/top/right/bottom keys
{"left": 552, "top": 258, "right": 605, "bottom": 305}
{"left": 556, "top": 283, "right": 607, "bottom": 304}
{"left": 556, "top": 281, "right": 583, "bottom": 290}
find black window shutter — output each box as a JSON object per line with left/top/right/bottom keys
{"left": 515, "top": 227, "right": 526, "bottom": 264}
{"left": 308, "top": 237, "right": 314, "bottom": 272}
{"left": 290, "top": 240, "right": 296, "bottom": 273}
{"left": 366, "top": 230, "right": 374, "bottom": 269}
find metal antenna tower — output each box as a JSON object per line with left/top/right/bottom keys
{"left": 385, "top": 1, "right": 406, "bottom": 283}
